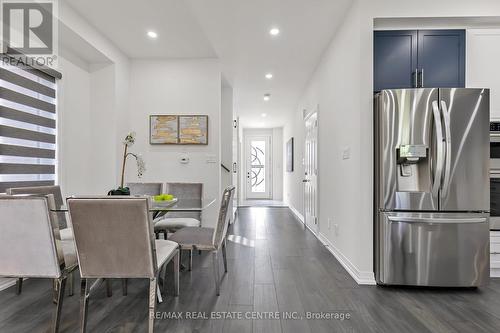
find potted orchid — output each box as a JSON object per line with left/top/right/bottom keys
{"left": 108, "top": 132, "right": 146, "bottom": 195}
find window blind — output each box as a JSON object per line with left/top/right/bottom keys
{"left": 0, "top": 59, "right": 60, "bottom": 193}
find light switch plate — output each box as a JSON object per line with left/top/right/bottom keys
{"left": 342, "top": 146, "right": 351, "bottom": 160}
{"left": 206, "top": 154, "right": 217, "bottom": 163}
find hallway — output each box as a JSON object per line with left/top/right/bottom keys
{"left": 1, "top": 207, "right": 500, "bottom": 332}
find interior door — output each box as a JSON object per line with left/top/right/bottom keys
{"left": 439, "top": 88, "right": 490, "bottom": 211}
{"left": 245, "top": 135, "right": 272, "bottom": 199}
{"left": 304, "top": 112, "right": 318, "bottom": 233}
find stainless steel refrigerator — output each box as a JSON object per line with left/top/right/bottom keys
{"left": 374, "top": 88, "right": 490, "bottom": 287}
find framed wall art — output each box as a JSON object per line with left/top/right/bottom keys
{"left": 179, "top": 115, "right": 208, "bottom": 145}
{"left": 150, "top": 115, "right": 179, "bottom": 144}
{"left": 286, "top": 137, "right": 294, "bottom": 172}
{"left": 149, "top": 115, "right": 208, "bottom": 145}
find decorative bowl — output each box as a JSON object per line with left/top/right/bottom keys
{"left": 153, "top": 197, "right": 178, "bottom": 207}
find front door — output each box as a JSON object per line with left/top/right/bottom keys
{"left": 304, "top": 112, "right": 318, "bottom": 233}
{"left": 245, "top": 135, "right": 272, "bottom": 199}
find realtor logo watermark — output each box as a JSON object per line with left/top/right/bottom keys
{"left": 0, "top": 0, "right": 58, "bottom": 68}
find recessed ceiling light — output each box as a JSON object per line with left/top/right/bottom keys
{"left": 265, "top": 73, "right": 273, "bottom": 79}
{"left": 263, "top": 94, "right": 271, "bottom": 101}
{"left": 261, "top": 113, "right": 267, "bottom": 117}
{"left": 269, "top": 28, "right": 280, "bottom": 36}
{"left": 147, "top": 31, "right": 158, "bottom": 39}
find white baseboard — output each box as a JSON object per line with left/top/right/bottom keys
{"left": 317, "top": 233, "right": 376, "bottom": 285}
{"left": 288, "top": 204, "right": 304, "bottom": 224}
{"left": 0, "top": 278, "right": 17, "bottom": 292}
{"left": 288, "top": 204, "right": 376, "bottom": 285}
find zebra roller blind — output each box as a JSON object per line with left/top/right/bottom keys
{"left": 0, "top": 59, "right": 60, "bottom": 193}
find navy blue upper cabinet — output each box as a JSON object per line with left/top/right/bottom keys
{"left": 374, "top": 30, "right": 418, "bottom": 92}
{"left": 374, "top": 29, "right": 465, "bottom": 91}
{"left": 417, "top": 30, "right": 465, "bottom": 88}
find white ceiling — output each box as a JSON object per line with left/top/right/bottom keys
{"left": 65, "top": 0, "right": 353, "bottom": 128}
{"left": 65, "top": 0, "right": 217, "bottom": 59}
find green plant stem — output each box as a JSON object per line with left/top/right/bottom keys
{"left": 120, "top": 144, "right": 128, "bottom": 188}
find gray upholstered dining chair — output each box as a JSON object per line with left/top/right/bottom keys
{"left": 169, "top": 186, "right": 235, "bottom": 295}
{"left": 67, "top": 196, "right": 180, "bottom": 333}
{"left": 6, "top": 185, "right": 73, "bottom": 240}
{"left": 154, "top": 182, "right": 203, "bottom": 238}
{"left": 126, "top": 182, "right": 163, "bottom": 196}
{"left": 0, "top": 195, "right": 78, "bottom": 333}
{"left": 6, "top": 185, "right": 76, "bottom": 296}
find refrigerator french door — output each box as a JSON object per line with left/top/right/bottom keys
{"left": 375, "top": 88, "right": 490, "bottom": 287}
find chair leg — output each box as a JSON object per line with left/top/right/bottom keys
{"left": 222, "top": 241, "right": 228, "bottom": 273}
{"left": 161, "top": 264, "right": 168, "bottom": 295}
{"left": 15, "top": 278, "right": 23, "bottom": 295}
{"left": 173, "top": 250, "right": 180, "bottom": 297}
{"left": 52, "top": 277, "right": 67, "bottom": 333}
{"left": 188, "top": 249, "right": 193, "bottom": 271}
{"left": 80, "top": 279, "right": 89, "bottom": 333}
{"left": 122, "top": 279, "right": 128, "bottom": 296}
{"left": 156, "top": 283, "right": 163, "bottom": 303}
{"left": 106, "top": 279, "right": 112, "bottom": 297}
{"left": 212, "top": 251, "right": 220, "bottom": 296}
{"left": 68, "top": 272, "right": 75, "bottom": 296}
{"left": 148, "top": 278, "right": 157, "bottom": 333}
{"left": 52, "top": 279, "right": 58, "bottom": 304}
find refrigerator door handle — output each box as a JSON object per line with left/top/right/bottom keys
{"left": 431, "top": 101, "right": 445, "bottom": 198}
{"left": 440, "top": 100, "right": 452, "bottom": 197}
{"left": 387, "top": 216, "right": 487, "bottom": 224}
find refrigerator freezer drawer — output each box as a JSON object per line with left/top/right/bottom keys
{"left": 376, "top": 212, "right": 490, "bottom": 287}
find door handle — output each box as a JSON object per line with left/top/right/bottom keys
{"left": 440, "top": 100, "right": 452, "bottom": 197}
{"left": 431, "top": 101, "right": 445, "bottom": 198}
{"left": 420, "top": 68, "right": 424, "bottom": 88}
{"left": 413, "top": 69, "right": 418, "bottom": 88}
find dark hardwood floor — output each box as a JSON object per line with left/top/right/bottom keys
{"left": 1, "top": 207, "right": 500, "bottom": 332}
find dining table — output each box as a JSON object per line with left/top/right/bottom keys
{"left": 51, "top": 197, "right": 217, "bottom": 220}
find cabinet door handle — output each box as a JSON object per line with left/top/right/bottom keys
{"left": 414, "top": 68, "right": 418, "bottom": 88}
{"left": 420, "top": 68, "right": 424, "bottom": 88}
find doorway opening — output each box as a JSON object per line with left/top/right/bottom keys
{"left": 240, "top": 128, "right": 285, "bottom": 207}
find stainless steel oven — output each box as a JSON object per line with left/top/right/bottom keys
{"left": 491, "top": 121, "right": 500, "bottom": 230}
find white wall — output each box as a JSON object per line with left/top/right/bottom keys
{"left": 57, "top": 56, "right": 91, "bottom": 195}
{"left": 126, "top": 59, "right": 222, "bottom": 226}
{"left": 221, "top": 84, "right": 234, "bottom": 190}
{"left": 283, "top": 110, "right": 305, "bottom": 215}
{"left": 272, "top": 127, "right": 284, "bottom": 201}
{"left": 284, "top": 0, "right": 500, "bottom": 284}
{"left": 57, "top": 1, "right": 131, "bottom": 196}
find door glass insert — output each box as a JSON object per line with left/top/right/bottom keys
{"left": 250, "top": 140, "right": 266, "bottom": 193}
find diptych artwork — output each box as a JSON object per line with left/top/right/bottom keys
{"left": 150, "top": 115, "right": 179, "bottom": 144}
{"left": 179, "top": 116, "right": 208, "bottom": 144}
{"left": 150, "top": 115, "right": 208, "bottom": 145}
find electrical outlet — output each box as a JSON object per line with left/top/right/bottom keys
{"left": 333, "top": 224, "right": 339, "bottom": 236}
